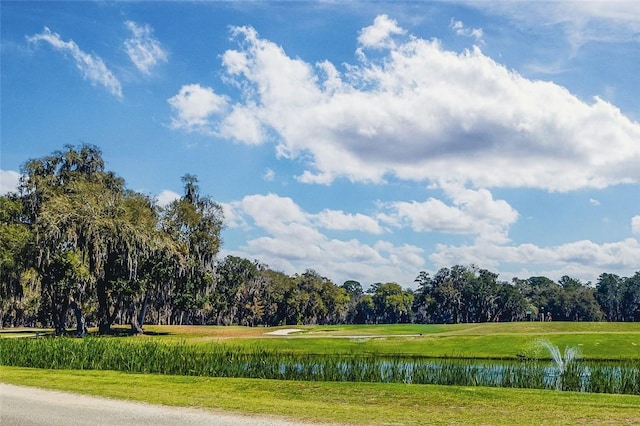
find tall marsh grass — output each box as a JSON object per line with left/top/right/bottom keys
{"left": 1, "top": 337, "right": 638, "bottom": 395}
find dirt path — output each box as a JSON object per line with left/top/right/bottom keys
{"left": 0, "top": 383, "right": 330, "bottom": 426}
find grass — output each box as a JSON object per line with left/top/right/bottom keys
{"left": 209, "top": 333, "right": 640, "bottom": 360}
{"left": 145, "top": 322, "right": 639, "bottom": 360}
{"left": 3, "top": 322, "right": 639, "bottom": 361}
{"left": 2, "top": 323, "right": 640, "bottom": 423}
{"left": 1, "top": 366, "right": 639, "bottom": 425}
{"left": 2, "top": 332, "right": 638, "bottom": 393}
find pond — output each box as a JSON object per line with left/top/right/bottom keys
{"left": 271, "top": 356, "right": 640, "bottom": 394}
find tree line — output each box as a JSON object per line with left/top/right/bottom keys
{"left": 1, "top": 145, "right": 639, "bottom": 333}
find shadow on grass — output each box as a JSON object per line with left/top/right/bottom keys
{"left": 89, "top": 326, "right": 172, "bottom": 337}
{"left": 0, "top": 329, "right": 48, "bottom": 335}
{"left": 1, "top": 327, "right": 171, "bottom": 339}
{"left": 88, "top": 328, "right": 171, "bottom": 337}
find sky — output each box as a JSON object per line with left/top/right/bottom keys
{"left": 1, "top": 1, "right": 639, "bottom": 289}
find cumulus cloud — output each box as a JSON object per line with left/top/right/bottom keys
{"left": 124, "top": 21, "right": 168, "bottom": 75}
{"left": 0, "top": 170, "right": 21, "bottom": 195}
{"left": 27, "top": 27, "right": 123, "bottom": 98}
{"left": 156, "top": 189, "right": 180, "bottom": 207}
{"left": 168, "top": 84, "right": 228, "bottom": 131}
{"left": 430, "top": 237, "right": 640, "bottom": 282}
{"left": 170, "top": 17, "right": 640, "bottom": 191}
{"left": 222, "top": 193, "right": 422, "bottom": 285}
{"left": 382, "top": 184, "right": 518, "bottom": 243}
{"left": 219, "top": 104, "right": 265, "bottom": 144}
{"left": 357, "top": 14, "right": 406, "bottom": 51}
{"left": 315, "top": 209, "right": 385, "bottom": 234}
{"left": 221, "top": 189, "right": 640, "bottom": 285}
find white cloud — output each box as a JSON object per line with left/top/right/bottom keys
{"left": 219, "top": 104, "right": 264, "bottom": 144}
{"left": 27, "top": 27, "right": 123, "bottom": 98}
{"left": 450, "top": 19, "right": 484, "bottom": 43}
{"left": 220, "top": 201, "right": 249, "bottom": 230}
{"left": 222, "top": 190, "right": 640, "bottom": 285}
{"left": 382, "top": 185, "right": 518, "bottom": 243}
{"left": 430, "top": 237, "right": 640, "bottom": 282}
{"left": 632, "top": 215, "right": 640, "bottom": 235}
{"left": 168, "top": 84, "right": 228, "bottom": 131}
{"left": 357, "top": 14, "right": 406, "bottom": 51}
{"left": 124, "top": 21, "right": 168, "bottom": 75}
{"left": 589, "top": 198, "right": 601, "bottom": 206}
{"left": 0, "top": 170, "right": 21, "bottom": 195}
{"left": 223, "top": 193, "right": 422, "bottom": 285}
{"left": 156, "top": 189, "right": 180, "bottom": 208}
{"left": 263, "top": 168, "right": 275, "bottom": 181}
{"left": 471, "top": 2, "right": 640, "bottom": 51}
{"left": 174, "top": 17, "right": 640, "bottom": 191}
{"left": 314, "top": 209, "right": 384, "bottom": 234}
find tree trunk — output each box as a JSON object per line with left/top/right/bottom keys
{"left": 137, "top": 294, "right": 149, "bottom": 329}
{"left": 129, "top": 302, "right": 144, "bottom": 335}
{"left": 70, "top": 301, "right": 87, "bottom": 337}
{"left": 128, "top": 294, "right": 148, "bottom": 335}
{"left": 97, "top": 282, "right": 109, "bottom": 334}
{"left": 55, "top": 297, "right": 70, "bottom": 336}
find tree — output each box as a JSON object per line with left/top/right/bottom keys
{"left": 0, "top": 195, "right": 35, "bottom": 328}
{"left": 295, "top": 270, "right": 330, "bottom": 325}
{"left": 20, "top": 144, "right": 162, "bottom": 334}
{"left": 261, "top": 269, "right": 297, "bottom": 325}
{"left": 371, "top": 282, "right": 414, "bottom": 324}
{"left": 621, "top": 272, "right": 640, "bottom": 321}
{"left": 463, "top": 268, "right": 500, "bottom": 323}
{"left": 518, "top": 276, "right": 562, "bottom": 320}
{"left": 353, "top": 294, "right": 375, "bottom": 324}
{"left": 215, "top": 256, "right": 266, "bottom": 326}
{"left": 596, "top": 273, "right": 624, "bottom": 321}
{"left": 495, "top": 282, "right": 528, "bottom": 322}
{"left": 161, "top": 174, "right": 224, "bottom": 325}
{"left": 426, "top": 267, "right": 467, "bottom": 324}
{"left": 413, "top": 271, "right": 436, "bottom": 323}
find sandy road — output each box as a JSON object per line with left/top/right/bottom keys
{"left": 0, "top": 383, "right": 328, "bottom": 426}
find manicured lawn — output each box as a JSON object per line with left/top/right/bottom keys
{"left": 1, "top": 366, "right": 639, "bottom": 425}
{"left": 2, "top": 323, "right": 639, "bottom": 423}
{"left": 137, "top": 322, "right": 640, "bottom": 360}
{"left": 208, "top": 332, "right": 640, "bottom": 360}
{"left": 5, "top": 322, "right": 639, "bottom": 360}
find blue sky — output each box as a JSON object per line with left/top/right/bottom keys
{"left": 2, "top": 1, "right": 639, "bottom": 288}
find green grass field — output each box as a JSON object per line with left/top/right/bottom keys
{"left": 4, "top": 322, "right": 640, "bottom": 359}
{"left": 1, "top": 366, "right": 639, "bottom": 425}
{"left": 132, "top": 322, "right": 640, "bottom": 360}
{"left": 2, "top": 322, "right": 640, "bottom": 424}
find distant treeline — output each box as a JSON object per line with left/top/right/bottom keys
{"left": 1, "top": 145, "right": 639, "bottom": 333}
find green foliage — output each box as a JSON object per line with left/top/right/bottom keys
{"left": 371, "top": 282, "right": 414, "bottom": 323}
{"left": 597, "top": 272, "right": 640, "bottom": 322}
{"left": 3, "top": 144, "right": 639, "bottom": 330}
{"left": 0, "top": 195, "right": 36, "bottom": 327}
{"left": 1, "top": 336, "right": 638, "bottom": 394}
{"left": 160, "top": 175, "right": 224, "bottom": 326}
{"left": 7, "top": 146, "right": 231, "bottom": 333}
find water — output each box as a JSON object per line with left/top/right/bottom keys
{"left": 265, "top": 356, "right": 639, "bottom": 394}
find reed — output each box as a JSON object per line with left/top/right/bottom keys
{"left": 1, "top": 337, "right": 638, "bottom": 395}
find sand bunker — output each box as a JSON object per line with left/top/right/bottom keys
{"left": 265, "top": 328, "right": 303, "bottom": 336}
